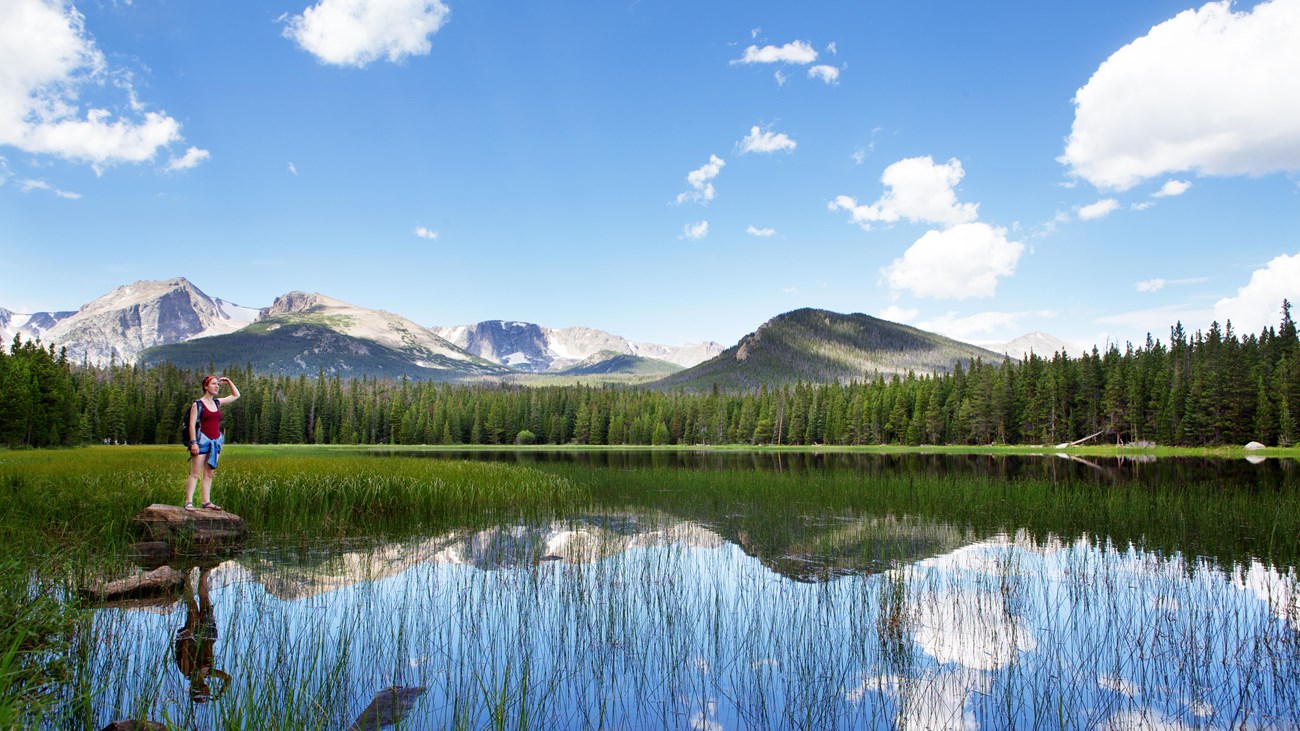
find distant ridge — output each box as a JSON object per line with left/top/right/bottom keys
{"left": 142, "top": 291, "right": 508, "bottom": 380}
{"left": 650, "top": 308, "right": 1000, "bottom": 391}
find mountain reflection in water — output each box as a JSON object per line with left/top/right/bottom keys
{"left": 87, "top": 510, "right": 1298, "bottom": 730}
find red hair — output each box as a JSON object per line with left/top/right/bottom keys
{"left": 202, "top": 375, "right": 217, "bottom": 390}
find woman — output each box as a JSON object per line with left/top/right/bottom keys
{"left": 184, "top": 375, "right": 240, "bottom": 511}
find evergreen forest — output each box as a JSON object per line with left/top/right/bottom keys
{"left": 2, "top": 304, "right": 1297, "bottom": 450}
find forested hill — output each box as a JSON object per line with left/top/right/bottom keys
{"left": 651, "top": 308, "right": 1000, "bottom": 391}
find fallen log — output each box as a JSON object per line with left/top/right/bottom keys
{"left": 346, "top": 686, "right": 427, "bottom": 731}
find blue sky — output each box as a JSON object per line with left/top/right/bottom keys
{"left": 2, "top": 0, "right": 1298, "bottom": 350}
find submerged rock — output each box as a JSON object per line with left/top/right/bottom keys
{"left": 101, "top": 721, "right": 166, "bottom": 731}
{"left": 346, "top": 686, "right": 427, "bottom": 731}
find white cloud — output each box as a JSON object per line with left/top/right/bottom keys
{"left": 883, "top": 222, "right": 1024, "bottom": 299}
{"left": 1131, "top": 201, "right": 1155, "bottom": 211}
{"left": 825, "top": 42, "right": 838, "bottom": 56}
{"left": 1136, "top": 278, "right": 1166, "bottom": 293}
{"left": 1153, "top": 179, "right": 1191, "bottom": 197}
{"left": 0, "top": 0, "right": 185, "bottom": 168}
{"left": 1077, "top": 198, "right": 1120, "bottom": 220}
{"left": 830, "top": 156, "right": 979, "bottom": 230}
{"left": 288, "top": 162, "right": 298, "bottom": 175}
{"left": 917, "top": 310, "right": 1025, "bottom": 341}
{"left": 414, "top": 225, "right": 438, "bottom": 240}
{"left": 164, "top": 146, "right": 209, "bottom": 172}
{"left": 746, "top": 225, "right": 776, "bottom": 237}
{"left": 1213, "top": 252, "right": 1300, "bottom": 333}
{"left": 1060, "top": 0, "right": 1300, "bottom": 190}
{"left": 773, "top": 70, "right": 788, "bottom": 87}
{"left": 676, "top": 154, "right": 725, "bottom": 204}
{"left": 740, "top": 126, "right": 796, "bottom": 154}
{"left": 783, "top": 287, "right": 798, "bottom": 295}
{"left": 680, "top": 221, "right": 709, "bottom": 240}
{"left": 808, "top": 65, "right": 839, "bottom": 84}
{"left": 284, "top": 0, "right": 450, "bottom": 68}
{"left": 732, "top": 40, "right": 817, "bottom": 65}
{"left": 19, "top": 178, "right": 80, "bottom": 199}
{"left": 878, "top": 305, "right": 918, "bottom": 323}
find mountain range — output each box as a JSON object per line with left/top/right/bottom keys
{"left": 1, "top": 277, "right": 1078, "bottom": 387}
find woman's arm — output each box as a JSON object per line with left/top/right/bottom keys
{"left": 189, "top": 401, "right": 200, "bottom": 452}
{"left": 220, "top": 378, "right": 241, "bottom": 404}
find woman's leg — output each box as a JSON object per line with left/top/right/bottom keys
{"left": 199, "top": 464, "right": 215, "bottom": 505}
{"left": 185, "top": 453, "right": 204, "bottom": 505}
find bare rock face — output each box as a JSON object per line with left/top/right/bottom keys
{"left": 131, "top": 503, "right": 247, "bottom": 547}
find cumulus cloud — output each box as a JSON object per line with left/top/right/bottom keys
{"left": 917, "top": 310, "right": 1026, "bottom": 341}
{"left": 0, "top": 0, "right": 185, "bottom": 168}
{"left": 740, "top": 126, "right": 796, "bottom": 154}
{"left": 830, "top": 156, "right": 979, "bottom": 230}
{"left": 1136, "top": 278, "right": 1166, "bottom": 293}
{"left": 1153, "top": 179, "right": 1191, "bottom": 197}
{"left": 680, "top": 221, "right": 709, "bottom": 240}
{"left": 1060, "top": 0, "right": 1300, "bottom": 190}
{"left": 732, "top": 40, "right": 817, "bottom": 65}
{"left": 808, "top": 65, "right": 839, "bottom": 84}
{"left": 414, "top": 225, "right": 438, "bottom": 240}
{"left": 1213, "top": 252, "right": 1300, "bottom": 333}
{"left": 164, "top": 146, "right": 210, "bottom": 172}
{"left": 746, "top": 225, "right": 776, "bottom": 237}
{"left": 1077, "top": 198, "right": 1120, "bottom": 220}
{"left": 882, "top": 223, "right": 1024, "bottom": 299}
{"left": 284, "top": 0, "right": 451, "bottom": 67}
{"left": 676, "top": 154, "right": 725, "bottom": 204}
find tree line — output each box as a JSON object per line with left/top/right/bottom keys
{"left": 2, "top": 303, "right": 1297, "bottom": 449}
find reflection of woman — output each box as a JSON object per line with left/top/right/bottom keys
{"left": 174, "top": 567, "right": 230, "bottom": 703}
{"left": 184, "top": 375, "right": 240, "bottom": 511}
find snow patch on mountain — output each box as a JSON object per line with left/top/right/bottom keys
{"left": 435, "top": 320, "right": 724, "bottom": 372}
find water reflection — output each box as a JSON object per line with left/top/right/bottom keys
{"left": 85, "top": 512, "right": 1299, "bottom": 730}
{"left": 173, "top": 566, "right": 229, "bottom": 703}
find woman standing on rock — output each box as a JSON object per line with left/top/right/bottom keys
{"left": 184, "top": 375, "right": 240, "bottom": 511}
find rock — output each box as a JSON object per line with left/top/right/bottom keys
{"left": 346, "top": 686, "right": 427, "bottom": 731}
{"left": 131, "top": 503, "right": 246, "bottom": 548}
{"left": 101, "top": 721, "right": 166, "bottom": 731}
{"left": 1244, "top": 441, "right": 1267, "bottom": 450}
{"left": 126, "top": 541, "right": 174, "bottom": 567}
{"left": 86, "top": 565, "right": 186, "bottom": 603}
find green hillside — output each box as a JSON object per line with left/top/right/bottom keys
{"left": 557, "top": 351, "right": 683, "bottom": 376}
{"left": 650, "top": 308, "right": 999, "bottom": 391}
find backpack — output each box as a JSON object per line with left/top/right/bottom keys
{"left": 180, "top": 400, "right": 204, "bottom": 446}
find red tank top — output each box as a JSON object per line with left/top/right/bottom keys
{"left": 199, "top": 400, "right": 222, "bottom": 439}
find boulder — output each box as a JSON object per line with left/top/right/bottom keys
{"left": 131, "top": 503, "right": 246, "bottom": 548}
{"left": 1244, "top": 441, "right": 1267, "bottom": 450}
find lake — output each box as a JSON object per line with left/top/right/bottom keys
{"left": 27, "top": 450, "right": 1300, "bottom": 729}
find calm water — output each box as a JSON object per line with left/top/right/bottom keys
{"left": 84, "top": 453, "right": 1299, "bottom": 730}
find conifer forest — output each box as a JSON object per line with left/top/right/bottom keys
{"left": 2, "top": 305, "right": 1297, "bottom": 450}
